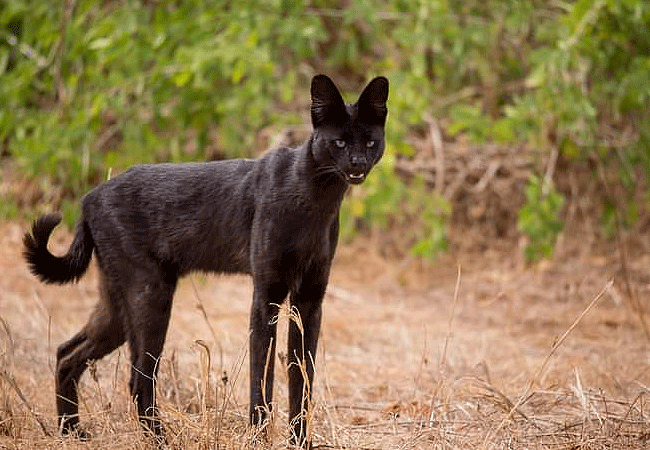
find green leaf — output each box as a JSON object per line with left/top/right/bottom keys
{"left": 525, "top": 63, "right": 546, "bottom": 88}
{"left": 89, "top": 37, "right": 112, "bottom": 50}
{"left": 231, "top": 59, "right": 246, "bottom": 84}
{"left": 172, "top": 70, "right": 192, "bottom": 87}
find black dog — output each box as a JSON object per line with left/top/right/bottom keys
{"left": 23, "top": 74, "right": 388, "bottom": 447}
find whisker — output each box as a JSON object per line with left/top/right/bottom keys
{"left": 313, "top": 165, "right": 342, "bottom": 181}
{"left": 314, "top": 165, "right": 337, "bottom": 174}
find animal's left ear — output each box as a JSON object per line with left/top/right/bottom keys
{"left": 311, "top": 74, "right": 347, "bottom": 127}
{"left": 357, "top": 76, "right": 389, "bottom": 125}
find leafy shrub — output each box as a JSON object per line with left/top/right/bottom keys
{"left": 340, "top": 155, "right": 451, "bottom": 259}
{"left": 517, "top": 175, "right": 565, "bottom": 263}
{"left": 0, "top": 0, "right": 449, "bottom": 256}
{"left": 0, "top": 0, "right": 324, "bottom": 188}
{"left": 2, "top": 0, "right": 648, "bottom": 260}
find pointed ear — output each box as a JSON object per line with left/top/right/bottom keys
{"left": 311, "top": 75, "right": 347, "bottom": 127}
{"left": 357, "top": 76, "right": 389, "bottom": 125}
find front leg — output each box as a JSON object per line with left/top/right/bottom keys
{"left": 287, "top": 280, "right": 326, "bottom": 448}
{"left": 249, "top": 282, "right": 287, "bottom": 427}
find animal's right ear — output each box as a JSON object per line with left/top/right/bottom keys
{"left": 310, "top": 75, "right": 347, "bottom": 127}
{"left": 357, "top": 76, "right": 389, "bottom": 126}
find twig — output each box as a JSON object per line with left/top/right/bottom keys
{"left": 429, "top": 266, "right": 462, "bottom": 427}
{"left": 194, "top": 340, "right": 211, "bottom": 412}
{"left": 481, "top": 280, "right": 611, "bottom": 449}
{"left": 434, "top": 86, "right": 480, "bottom": 111}
{"left": 433, "top": 80, "right": 527, "bottom": 112}
{"left": 0, "top": 316, "right": 14, "bottom": 356}
{"left": 594, "top": 155, "right": 650, "bottom": 343}
{"left": 94, "top": 123, "right": 121, "bottom": 152}
{"left": 560, "top": 0, "right": 606, "bottom": 50}
{"left": 394, "top": 159, "right": 436, "bottom": 185}
{"left": 425, "top": 115, "right": 445, "bottom": 194}
{"left": 330, "top": 404, "right": 386, "bottom": 412}
{"left": 471, "top": 161, "right": 500, "bottom": 194}
{"left": 1, "top": 369, "right": 52, "bottom": 437}
{"left": 614, "top": 392, "right": 646, "bottom": 436}
{"left": 0, "top": 33, "right": 48, "bottom": 68}
{"left": 320, "top": 343, "right": 343, "bottom": 449}
{"left": 541, "top": 146, "right": 559, "bottom": 196}
{"left": 476, "top": 380, "right": 531, "bottom": 423}
{"left": 443, "top": 156, "right": 483, "bottom": 202}
{"left": 440, "top": 265, "right": 461, "bottom": 369}
{"left": 192, "top": 277, "right": 224, "bottom": 372}
{"left": 304, "top": 7, "right": 409, "bottom": 21}
{"left": 314, "top": 444, "right": 381, "bottom": 450}
{"left": 53, "top": 0, "right": 78, "bottom": 103}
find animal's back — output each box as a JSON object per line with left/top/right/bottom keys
{"left": 82, "top": 160, "right": 258, "bottom": 276}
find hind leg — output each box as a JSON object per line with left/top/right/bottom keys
{"left": 56, "top": 272, "right": 125, "bottom": 435}
{"left": 125, "top": 273, "right": 176, "bottom": 436}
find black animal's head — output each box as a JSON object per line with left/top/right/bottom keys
{"left": 310, "top": 74, "right": 389, "bottom": 185}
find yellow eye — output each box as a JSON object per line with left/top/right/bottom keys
{"left": 335, "top": 140, "right": 346, "bottom": 148}
{"left": 366, "top": 140, "right": 375, "bottom": 147}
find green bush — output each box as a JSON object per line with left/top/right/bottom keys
{"left": 340, "top": 155, "right": 451, "bottom": 259}
{"left": 2, "top": 0, "right": 648, "bottom": 260}
{"left": 517, "top": 175, "right": 565, "bottom": 263}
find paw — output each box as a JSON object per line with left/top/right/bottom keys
{"left": 60, "top": 419, "right": 90, "bottom": 441}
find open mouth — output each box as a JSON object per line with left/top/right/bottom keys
{"left": 347, "top": 172, "right": 366, "bottom": 184}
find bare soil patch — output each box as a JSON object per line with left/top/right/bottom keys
{"left": 1, "top": 215, "right": 650, "bottom": 449}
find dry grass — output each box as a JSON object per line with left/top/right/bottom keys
{"left": 1, "top": 219, "right": 650, "bottom": 449}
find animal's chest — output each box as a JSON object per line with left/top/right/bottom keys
{"left": 278, "top": 227, "right": 333, "bottom": 292}
{"left": 281, "top": 208, "right": 333, "bottom": 256}
{"left": 252, "top": 204, "right": 338, "bottom": 279}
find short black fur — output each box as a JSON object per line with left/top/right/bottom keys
{"left": 23, "top": 75, "right": 388, "bottom": 448}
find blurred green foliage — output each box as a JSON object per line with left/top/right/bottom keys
{"left": 1, "top": 0, "right": 648, "bottom": 260}
{"left": 340, "top": 155, "right": 451, "bottom": 258}
{"left": 518, "top": 174, "right": 565, "bottom": 263}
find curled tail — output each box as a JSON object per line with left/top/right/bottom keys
{"left": 23, "top": 212, "right": 94, "bottom": 284}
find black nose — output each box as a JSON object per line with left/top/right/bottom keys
{"left": 349, "top": 154, "right": 367, "bottom": 170}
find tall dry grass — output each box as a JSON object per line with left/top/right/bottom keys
{"left": 1, "top": 221, "right": 650, "bottom": 449}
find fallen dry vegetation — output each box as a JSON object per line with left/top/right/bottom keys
{"left": 1, "top": 201, "right": 650, "bottom": 449}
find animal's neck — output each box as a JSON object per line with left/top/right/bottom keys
{"left": 296, "top": 137, "right": 348, "bottom": 211}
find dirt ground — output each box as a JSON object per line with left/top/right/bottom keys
{"left": 1, "top": 215, "right": 650, "bottom": 449}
